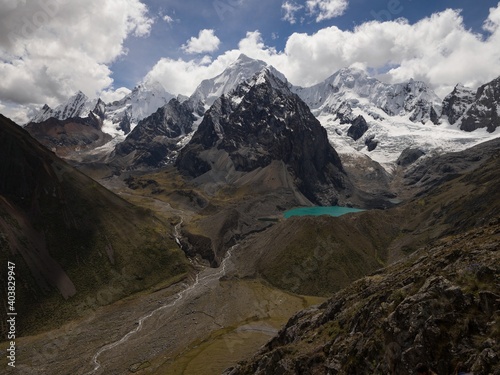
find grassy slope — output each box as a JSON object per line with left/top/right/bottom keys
{"left": 228, "top": 220, "right": 500, "bottom": 375}
{"left": 0, "top": 115, "right": 188, "bottom": 336}
{"left": 238, "top": 142, "right": 500, "bottom": 296}
{"left": 112, "top": 142, "right": 500, "bottom": 299}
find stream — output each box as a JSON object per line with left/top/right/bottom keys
{"left": 85, "top": 220, "right": 237, "bottom": 374}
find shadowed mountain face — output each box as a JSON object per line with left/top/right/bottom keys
{"left": 176, "top": 69, "right": 348, "bottom": 205}
{"left": 0, "top": 114, "right": 187, "bottom": 336}
{"left": 112, "top": 98, "right": 196, "bottom": 169}
{"left": 460, "top": 76, "right": 500, "bottom": 132}
{"left": 24, "top": 113, "right": 111, "bottom": 158}
{"left": 442, "top": 76, "right": 500, "bottom": 132}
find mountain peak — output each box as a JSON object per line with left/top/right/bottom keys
{"left": 235, "top": 53, "right": 256, "bottom": 63}
{"left": 189, "top": 55, "right": 268, "bottom": 107}
{"left": 29, "top": 90, "right": 94, "bottom": 123}
{"left": 139, "top": 79, "right": 167, "bottom": 93}
{"left": 294, "top": 66, "right": 441, "bottom": 123}
{"left": 337, "top": 66, "right": 369, "bottom": 77}
{"left": 460, "top": 74, "right": 500, "bottom": 132}
{"left": 243, "top": 66, "right": 290, "bottom": 94}
{"left": 177, "top": 62, "right": 347, "bottom": 205}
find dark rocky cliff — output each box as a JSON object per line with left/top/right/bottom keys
{"left": 176, "top": 69, "right": 347, "bottom": 205}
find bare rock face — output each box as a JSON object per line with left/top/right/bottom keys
{"left": 347, "top": 115, "right": 368, "bottom": 141}
{"left": 396, "top": 148, "right": 425, "bottom": 167}
{"left": 365, "top": 135, "right": 379, "bottom": 151}
{"left": 225, "top": 221, "right": 500, "bottom": 375}
{"left": 441, "top": 84, "right": 475, "bottom": 125}
{"left": 112, "top": 98, "right": 195, "bottom": 168}
{"left": 460, "top": 77, "right": 500, "bottom": 133}
{"left": 176, "top": 68, "right": 348, "bottom": 205}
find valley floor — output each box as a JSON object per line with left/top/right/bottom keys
{"left": 2, "top": 211, "right": 324, "bottom": 375}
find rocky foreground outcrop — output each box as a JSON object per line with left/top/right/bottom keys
{"left": 225, "top": 220, "right": 500, "bottom": 375}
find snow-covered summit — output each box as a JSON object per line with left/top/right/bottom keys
{"left": 25, "top": 54, "right": 500, "bottom": 172}
{"left": 292, "top": 67, "right": 442, "bottom": 124}
{"left": 29, "top": 80, "right": 175, "bottom": 137}
{"left": 189, "top": 54, "right": 279, "bottom": 108}
{"left": 105, "top": 80, "right": 174, "bottom": 132}
{"left": 30, "top": 91, "right": 97, "bottom": 123}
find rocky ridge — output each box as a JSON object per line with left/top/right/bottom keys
{"left": 292, "top": 67, "right": 442, "bottom": 124}
{"left": 29, "top": 91, "right": 97, "bottom": 123}
{"left": 176, "top": 68, "right": 348, "bottom": 205}
{"left": 112, "top": 98, "right": 196, "bottom": 168}
{"left": 226, "top": 220, "right": 500, "bottom": 375}
{"left": 24, "top": 108, "right": 111, "bottom": 157}
{"left": 24, "top": 56, "right": 500, "bottom": 170}
{"left": 460, "top": 76, "right": 500, "bottom": 132}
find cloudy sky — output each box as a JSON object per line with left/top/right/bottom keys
{"left": 1, "top": 0, "right": 500, "bottom": 123}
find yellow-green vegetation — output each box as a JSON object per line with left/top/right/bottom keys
{"left": 251, "top": 212, "right": 398, "bottom": 296}
{"left": 151, "top": 279, "right": 325, "bottom": 375}
{"left": 229, "top": 220, "right": 500, "bottom": 375}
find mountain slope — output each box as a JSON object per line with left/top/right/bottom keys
{"left": 460, "top": 76, "right": 500, "bottom": 132}
{"left": 225, "top": 138, "right": 500, "bottom": 374}
{"left": 112, "top": 98, "right": 196, "bottom": 168}
{"left": 176, "top": 68, "right": 348, "bottom": 205}
{"left": 220, "top": 136, "right": 498, "bottom": 307}
{"left": 0, "top": 114, "right": 188, "bottom": 336}
{"left": 226, "top": 220, "right": 499, "bottom": 375}
{"left": 24, "top": 112, "right": 111, "bottom": 158}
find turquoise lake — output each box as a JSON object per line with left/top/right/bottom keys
{"left": 283, "top": 206, "right": 365, "bottom": 219}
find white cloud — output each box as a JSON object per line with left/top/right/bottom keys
{"left": 282, "top": 1, "right": 303, "bottom": 24}
{"left": 144, "top": 52, "right": 241, "bottom": 96}
{"left": 484, "top": 2, "right": 500, "bottom": 32}
{"left": 0, "top": 0, "right": 153, "bottom": 117}
{"left": 3, "top": 1, "right": 500, "bottom": 123}
{"left": 100, "top": 87, "right": 132, "bottom": 104}
{"left": 306, "top": 0, "right": 348, "bottom": 22}
{"left": 145, "top": 6, "right": 500, "bottom": 100}
{"left": 163, "top": 14, "right": 174, "bottom": 24}
{"left": 182, "top": 29, "right": 221, "bottom": 54}
{"left": 276, "top": 8, "right": 500, "bottom": 96}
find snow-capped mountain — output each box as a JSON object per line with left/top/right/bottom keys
{"left": 441, "top": 84, "right": 476, "bottom": 125}
{"left": 112, "top": 98, "right": 195, "bottom": 168}
{"left": 105, "top": 80, "right": 175, "bottom": 134}
{"left": 292, "top": 67, "right": 442, "bottom": 124}
{"left": 286, "top": 66, "right": 500, "bottom": 171}
{"left": 24, "top": 54, "right": 500, "bottom": 171}
{"left": 189, "top": 54, "right": 287, "bottom": 110}
{"left": 29, "top": 81, "right": 174, "bottom": 135}
{"left": 109, "top": 54, "right": 289, "bottom": 167}
{"left": 30, "top": 91, "right": 97, "bottom": 123}
{"left": 177, "top": 67, "right": 347, "bottom": 205}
